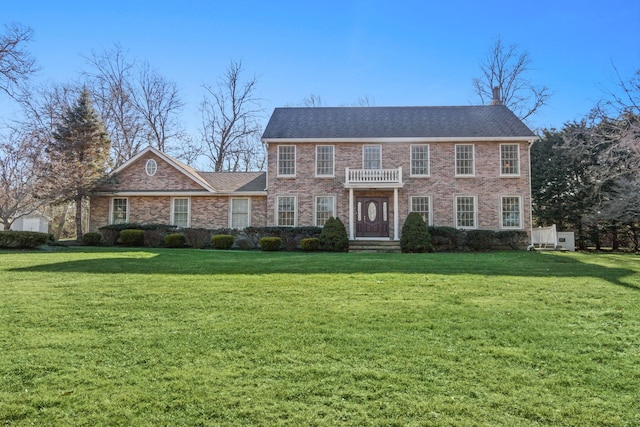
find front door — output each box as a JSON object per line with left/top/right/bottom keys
{"left": 355, "top": 197, "right": 389, "bottom": 238}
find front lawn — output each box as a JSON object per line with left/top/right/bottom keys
{"left": 1, "top": 249, "right": 639, "bottom": 426}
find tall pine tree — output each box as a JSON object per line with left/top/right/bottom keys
{"left": 43, "top": 87, "right": 111, "bottom": 240}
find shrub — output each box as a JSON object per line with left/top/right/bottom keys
{"left": 184, "top": 228, "right": 212, "bottom": 249}
{"left": 259, "top": 237, "right": 282, "bottom": 251}
{"left": 400, "top": 212, "right": 433, "bottom": 253}
{"left": 495, "top": 230, "right": 529, "bottom": 250}
{"left": 300, "top": 237, "right": 320, "bottom": 252}
{"left": 466, "top": 230, "right": 496, "bottom": 251}
{"left": 82, "top": 232, "right": 102, "bottom": 246}
{"left": 319, "top": 217, "right": 349, "bottom": 252}
{"left": 429, "top": 226, "right": 462, "bottom": 252}
{"left": 211, "top": 234, "right": 234, "bottom": 250}
{"left": 164, "top": 233, "right": 186, "bottom": 248}
{"left": 119, "top": 229, "right": 144, "bottom": 247}
{"left": 235, "top": 238, "right": 254, "bottom": 250}
{"left": 0, "top": 231, "right": 49, "bottom": 249}
{"left": 143, "top": 229, "right": 165, "bottom": 247}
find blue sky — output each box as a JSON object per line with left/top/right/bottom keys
{"left": 3, "top": 0, "right": 640, "bottom": 133}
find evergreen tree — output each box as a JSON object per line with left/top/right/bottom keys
{"left": 42, "top": 87, "right": 111, "bottom": 240}
{"left": 400, "top": 212, "right": 433, "bottom": 253}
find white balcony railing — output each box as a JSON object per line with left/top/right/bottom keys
{"left": 345, "top": 167, "right": 402, "bottom": 185}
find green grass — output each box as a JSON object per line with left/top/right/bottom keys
{"left": 1, "top": 248, "right": 639, "bottom": 426}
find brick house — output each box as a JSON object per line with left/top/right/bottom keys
{"left": 90, "top": 102, "right": 536, "bottom": 241}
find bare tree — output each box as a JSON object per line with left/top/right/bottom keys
{"left": 473, "top": 36, "right": 550, "bottom": 122}
{"left": 84, "top": 44, "right": 187, "bottom": 166}
{"left": 0, "top": 23, "right": 38, "bottom": 100}
{"left": 132, "top": 61, "right": 185, "bottom": 153}
{"left": 0, "top": 128, "right": 46, "bottom": 229}
{"left": 200, "top": 60, "right": 264, "bottom": 171}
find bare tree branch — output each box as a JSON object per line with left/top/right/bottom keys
{"left": 0, "top": 23, "right": 38, "bottom": 100}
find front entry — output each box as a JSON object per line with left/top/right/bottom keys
{"left": 355, "top": 197, "right": 389, "bottom": 238}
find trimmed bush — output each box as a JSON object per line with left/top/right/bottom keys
{"left": 466, "top": 230, "right": 496, "bottom": 251}
{"left": 319, "top": 217, "right": 349, "bottom": 252}
{"left": 211, "top": 234, "right": 234, "bottom": 250}
{"left": 259, "top": 237, "right": 282, "bottom": 251}
{"left": 235, "top": 238, "right": 253, "bottom": 250}
{"left": 82, "top": 232, "right": 102, "bottom": 246}
{"left": 401, "top": 212, "right": 433, "bottom": 253}
{"left": 184, "top": 228, "right": 212, "bottom": 249}
{"left": 119, "top": 229, "right": 144, "bottom": 247}
{"left": 0, "top": 231, "right": 49, "bottom": 249}
{"left": 300, "top": 237, "right": 320, "bottom": 252}
{"left": 143, "top": 229, "right": 165, "bottom": 247}
{"left": 164, "top": 233, "right": 186, "bottom": 248}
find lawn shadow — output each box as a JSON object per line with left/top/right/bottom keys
{"left": 6, "top": 248, "right": 639, "bottom": 290}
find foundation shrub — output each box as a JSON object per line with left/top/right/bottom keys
{"left": 82, "top": 232, "right": 102, "bottom": 246}
{"left": 259, "top": 237, "right": 282, "bottom": 251}
{"left": 319, "top": 217, "right": 349, "bottom": 252}
{"left": 119, "top": 229, "right": 144, "bottom": 247}
{"left": 164, "top": 233, "right": 186, "bottom": 248}
{"left": 211, "top": 234, "right": 234, "bottom": 250}
{"left": 184, "top": 228, "right": 212, "bottom": 249}
{"left": 400, "top": 212, "right": 433, "bottom": 253}
{"left": 300, "top": 237, "right": 320, "bottom": 252}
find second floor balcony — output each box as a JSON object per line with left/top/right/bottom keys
{"left": 345, "top": 167, "right": 403, "bottom": 188}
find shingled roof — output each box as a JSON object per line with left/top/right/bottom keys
{"left": 262, "top": 105, "right": 536, "bottom": 140}
{"left": 199, "top": 172, "right": 266, "bottom": 193}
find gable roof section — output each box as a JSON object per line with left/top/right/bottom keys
{"left": 262, "top": 105, "right": 536, "bottom": 142}
{"left": 106, "top": 146, "right": 266, "bottom": 195}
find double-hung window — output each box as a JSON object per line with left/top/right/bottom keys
{"left": 410, "top": 145, "right": 430, "bottom": 176}
{"left": 111, "top": 198, "right": 128, "bottom": 224}
{"left": 277, "top": 195, "right": 297, "bottom": 227}
{"left": 315, "top": 195, "right": 335, "bottom": 226}
{"left": 363, "top": 145, "right": 381, "bottom": 169}
{"left": 455, "top": 196, "right": 476, "bottom": 229}
{"left": 230, "top": 198, "right": 250, "bottom": 229}
{"left": 172, "top": 198, "right": 190, "bottom": 227}
{"left": 410, "top": 196, "right": 431, "bottom": 225}
{"left": 455, "top": 144, "right": 475, "bottom": 176}
{"left": 316, "top": 145, "right": 334, "bottom": 177}
{"left": 277, "top": 145, "right": 296, "bottom": 176}
{"left": 501, "top": 196, "right": 522, "bottom": 228}
{"left": 500, "top": 144, "right": 520, "bottom": 176}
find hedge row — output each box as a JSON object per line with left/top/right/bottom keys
{"left": 429, "top": 227, "right": 529, "bottom": 251}
{"left": 0, "top": 231, "right": 50, "bottom": 249}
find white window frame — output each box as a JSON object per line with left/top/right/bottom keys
{"left": 230, "top": 198, "right": 251, "bottom": 229}
{"left": 145, "top": 159, "right": 158, "bottom": 176}
{"left": 171, "top": 197, "right": 190, "bottom": 228}
{"left": 110, "top": 197, "right": 129, "bottom": 225}
{"left": 500, "top": 144, "right": 520, "bottom": 176}
{"left": 500, "top": 196, "right": 523, "bottom": 229}
{"left": 455, "top": 195, "right": 477, "bottom": 229}
{"left": 455, "top": 144, "right": 475, "bottom": 177}
{"left": 315, "top": 145, "right": 335, "bottom": 177}
{"left": 363, "top": 145, "right": 381, "bottom": 170}
{"left": 277, "top": 145, "right": 296, "bottom": 177}
{"left": 314, "top": 195, "right": 336, "bottom": 226}
{"left": 409, "top": 195, "right": 432, "bottom": 225}
{"left": 410, "top": 145, "right": 430, "bottom": 177}
{"left": 276, "top": 195, "right": 297, "bottom": 227}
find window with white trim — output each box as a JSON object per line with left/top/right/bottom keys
{"left": 455, "top": 144, "right": 475, "bottom": 176}
{"left": 111, "top": 198, "right": 128, "bottom": 224}
{"left": 172, "top": 198, "right": 190, "bottom": 227}
{"left": 277, "top": 195, "right": 296, "bottom": 227}
{"left": 277, "top": 145, "right": 296, "bottom": 176}
{"left": 501, "top": 196, "right": 522, "bottom": 228}
{"left": 315, "top": 195, "right": 335, "bottom": 226}
{"left": 145, "top": 159, "right": 157, "bottom": 176}
{"left": 316, "top": 145, "right": 334, "bottom": 177}
{"left": 230, "top": 198, "right": 250, "bottom": 229}
{"left": 410, "top": 145, "right": 430, "bottom": 176}
{"left": 409, "top": 196, "right": 431, "bottom": 225}
{"left": 363, "top": 145, "right": 381, "bottom": 169}
{"left": 500, "top": 144, "right": 520, "bottom": 175}
{"left": 455, "top": 196, "right": 476, "bottom": 229}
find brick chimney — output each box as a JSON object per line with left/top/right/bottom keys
{"left": 490, "top": 86, "right": 502, "bottom": 105}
